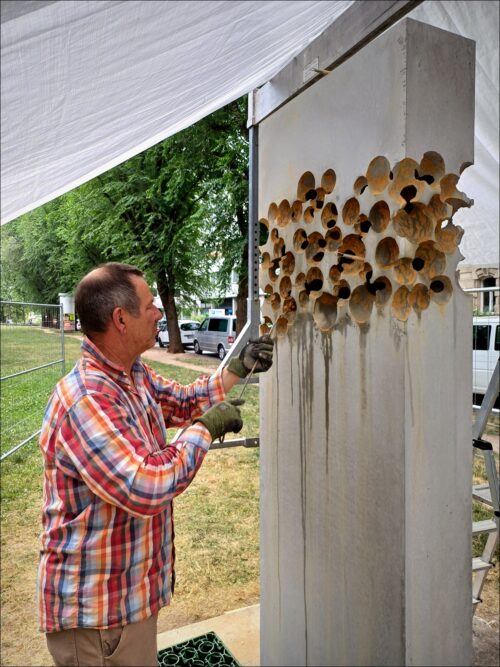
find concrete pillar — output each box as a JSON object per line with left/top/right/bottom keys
{"left": 259, "top": 18, "right": 475, "bottom": 666}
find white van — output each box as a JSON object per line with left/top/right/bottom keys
{"left": 472, "top": 316, "right": 499, "bottom": 396}
{"left": 193, "top": 315, "right": 236, "bottom": 360}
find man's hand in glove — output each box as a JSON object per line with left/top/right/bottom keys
{"left": 227, "top": 335, "right": 274, "bottom": 378}
{"left": 194, "top": 399, "right": 244, "bottom": 441}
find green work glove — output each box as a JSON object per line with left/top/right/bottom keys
{"left": 227, "top": 335, "right": 274, "bottom": 378}
{"left": 194, "top": 399, "right": 245, "bottom": 441}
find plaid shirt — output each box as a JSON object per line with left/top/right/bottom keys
{"left": 37, "top": 337, "right": 225, "bottom": 633}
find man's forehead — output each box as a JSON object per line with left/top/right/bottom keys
{"left": 131, "top": 274, "right": 153, "bottom": 298}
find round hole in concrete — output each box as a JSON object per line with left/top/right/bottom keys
{"left": 273, "top": 238, "right": 285, "bottom": 259}
{"left": 298, "top": 289, "right": 309, "bottom": 308}
{"left": 268, "top": 261, "right": 281, "bottom": 282}
{"left": 338, "top": 234, "right": 366, "bottom": 274}
{"left": 304, "top": 206, "right": 315, "bottom": 224}
{"left": 260, "top": 316, "right": 273, "bottom": 336}
{"left": 268, "top": 202, "right": 278, "bottom": 224}
{"left": 375, "top": 237, "right": 399, "bottom": 268}
{"left": 275, "top": 316, "right": 289, "bottom": 337}
{"left": 373, "top": 276, "right": 392, "bottom": 306}
{"left": 283, "top": 296, "right": 297, "bottom": 322}
{"left": 388, "top": 157, "right": 423, "bottom": 206}
{"left": 321, "top": 168, "right": 336, "bottom": 194}
{"left": 353, "top": 175, "right": 368, "bottom": 196}
{"left": 419, "top": 151, "right": 445, "bottom": 188}
{"left": 277, "top": 199, "right": 291, "bottom": 227}
{"left": 408, "top": 283, "right": 430, "bottom": 313}
{"left": 297, "top": 171, "right": 316, "bottom": 202}
{"left": 305, "top": 267, "right": 324, "bottom": 297}
{"left": 392, "top": 202, "right": 434, "bottom": 244}
{"left": 435, "top": 219, "right": 464, "bottom": 255}
{"left": 349, "top": 285, "right": 375, "bottom": 324}
{"left": 369, "top": 200, "right": 390, "bottom": 233}
{"left": 314, "top": 187, "right": 326, "bottom": 209}
{"left": 328, "top": 265, "right": 343, "bottom": 285}
{"left": 281, "top": 251, "right": 296, "bottom": 275}
{"left": 279, "top": 275, "right": 293, "bottom": 298}
{"left": 295, "top": 272, "right": 306, "bottom": 288}
{"left": 291, "top": 200, "right": 303, "bottom": 223}
{"left": 428, "top": 193, "right": 450, "bottom": 224}
{"left": 333, "top": 279, "right": 351, "bottom": 300}
{"left": 391, "top": 285, "right": 411, "bottom": 321}
{"left": 325, "top": 227, "right": 342, "bottom": 251}
{"left": 259, "top": 218, "right": 270, "bottom": 245}
{"left": 429, "top": 275, "right": 452, "bottom": 305}
{"left": 366, "top": 155, "right": 391, "bottom": 195}
{"left": 413, "top": 240, "right": 446, "bottom": 279}
{"left": 260, "top": 252, "right": 272, "bottom": 270}
{"left": 355, "top": 214, "right": 371, "bottom": 236}
{"left": 342, "top": 197, "right": 360, "bottom": 226}
{"left": 400, "top": 184, "right": 418, "bottom": 207}
{"left": 321, "top": 202, "right": 338, "bottom": 230}
{"left": 393, "top": 258, "right": 417, "bottom": 286}
{"left": 293, "top": 228, "right": 308, "bottom": 253}
{"left": 271, "top": 292, "right": 281, "bottom": 310}
{"left": 313, "top": 293, "right": 338, "bottom": 331}
{"left": 306, "top": 231, "right": 326, "bottom": 264}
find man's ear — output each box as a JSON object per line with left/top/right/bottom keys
{"left": 111, "top": 308, "right": 126, "bottom": 333}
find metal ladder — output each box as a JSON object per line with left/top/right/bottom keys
{"left": 472, "top": 359, "right": 499, "bottom": 612}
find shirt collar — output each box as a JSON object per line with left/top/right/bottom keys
{"left": 81, "top": 336, "right": 144, "bottom": 386}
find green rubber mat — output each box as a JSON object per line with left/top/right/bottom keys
{"left": 157, "top": 630, "right": 240, "bottom": 666}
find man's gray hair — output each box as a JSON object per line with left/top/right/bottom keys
{"left": 75, "top": 262, "right": 144, "bottom": 336}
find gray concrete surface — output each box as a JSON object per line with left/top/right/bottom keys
{"left": 258, "top": 17, "right": 475, "bottom": 667}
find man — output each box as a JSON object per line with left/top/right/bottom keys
{"left": 37, "top": 262, "right": 273, "bottom": 666}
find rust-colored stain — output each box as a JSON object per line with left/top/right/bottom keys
{"left": 259, "top": 152, "right": 472, "bottom": 334}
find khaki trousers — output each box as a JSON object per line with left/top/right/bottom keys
{"left": 46, "top": 613, "right": 158, "bottom": 667}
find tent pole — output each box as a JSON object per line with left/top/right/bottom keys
{"left": 247, "top": 123, "right": 260, "bottom": 338}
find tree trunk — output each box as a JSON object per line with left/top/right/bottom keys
{"left": 236, "top": 273, "right": 247, "bottom": 336}
{"left": 156, "top": 271, "right": 184, "bottom": 354}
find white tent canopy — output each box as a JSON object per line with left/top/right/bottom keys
{"left": 1, "top": 0, "right": 498, "bottom": 267}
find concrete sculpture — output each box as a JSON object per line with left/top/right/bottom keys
{"left": 259, "top": 18, "right": 475, "bottom": 667}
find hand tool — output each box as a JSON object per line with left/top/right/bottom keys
{"left": 237, "top": 321, "right": 277, "bottom": 401}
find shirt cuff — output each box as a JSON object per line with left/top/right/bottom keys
{"left": 175, "top": 421, "right": 213, "bottom": 451}
{"left": 207, "top": 368, "right": 226, "bottom": 406}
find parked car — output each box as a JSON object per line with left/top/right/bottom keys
{"left": 472, "top": 316, "right": 499, "bottom": 401}
{"left": 193, "top": 315, "right": 236, "bottom": 360}
{"left": 156, "top": 317, "right": 167, "bottom": 342}
{"left": 158, "top": 319, "right": 200, "bottom": 348}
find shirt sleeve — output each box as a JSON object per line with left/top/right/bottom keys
{"left": 57, "top": 392, "right": 213, "bottom": 518}
{"left": 141, "top": 363, "right": 226, "bottom": 428}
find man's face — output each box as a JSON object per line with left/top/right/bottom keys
{"left": 123, "top": 276, "right": 162, "bottom": 355}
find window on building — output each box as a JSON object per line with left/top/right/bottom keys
{"left": 481, "top": 276, "right": 496, "bottom": 313}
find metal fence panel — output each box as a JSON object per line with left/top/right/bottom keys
{"left": 0, "top": 301, "right": 64, "bottom": 460}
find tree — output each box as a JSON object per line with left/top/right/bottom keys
{"left": 94, "top": 98, "right": 249, "bottom": 351}
{"left": 0, "top": 98, "right": 250, "bottom": 350}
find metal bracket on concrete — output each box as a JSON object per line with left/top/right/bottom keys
{"left": 248, "top": 0, "right": 422, "bottom": 127}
